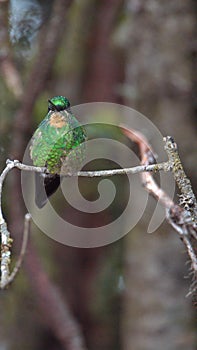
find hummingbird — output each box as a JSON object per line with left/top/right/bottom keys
{"left": 30, "top": 96, "right": 87, "bottom": 208}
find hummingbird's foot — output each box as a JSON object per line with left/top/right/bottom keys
{"left": 6, "top": 159, "right": 20, "bottom": 166}
{"left": 43, "top": 167, "right": 49, "bottom": 174}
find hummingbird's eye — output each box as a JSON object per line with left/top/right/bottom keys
{"left": 55, "top": 104, "right": 63, "bottom": 111}
{"left": 48, "top": 106, "right": 55, "bottom": 112}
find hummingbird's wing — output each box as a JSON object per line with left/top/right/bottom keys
{"left": 30, "top": 109, "right": 87, "bottom": 208}
{"left": 30, "top": 117, "right": 60, "bottom": 208}
{"left": 35, "top": 172, "right": 60, "bottom": 208}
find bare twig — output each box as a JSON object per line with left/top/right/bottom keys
{"left": 5, "top": 213, "right": 31, "bottom": 288}
{"left": 120, "top": 126, "right": 175, "bottom": 209}
{"left": 0, "top": 161, "right": 16, "bottom": 224}
{"left": 7, "top": 158, "right": 170, "bottom": 177}
{"left": 121, "top": 126, "right": 197, "bottom": 298}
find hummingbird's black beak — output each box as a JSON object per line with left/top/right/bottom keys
{"left": 48, "top": 99, "right": 57, "bottom": 111}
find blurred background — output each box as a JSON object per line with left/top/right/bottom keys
{"left": 0, "top": 0, "right": 197, "bottom": 349}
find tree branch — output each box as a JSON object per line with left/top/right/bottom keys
{"left": 164, "top": 136, "right": 197, "bottom": 223}
{"left": 5, "top": 213, "right": 31, "bottom": 288}
{"left": 7, "top": 158, "right": 170, "bottom": 176}
{"left": 121, "top": 126, "right": 197, "bottom": 299}
{"left": 1, "top": 130, "right": 197, "bottom": 295}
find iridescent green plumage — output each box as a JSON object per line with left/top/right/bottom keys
{"left": 30, "top": 96, "right": 86, "bottom": 207}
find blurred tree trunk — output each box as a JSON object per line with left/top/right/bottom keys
{"left": 83, "top": 0, "right": 124, "bottom": 103}
{"left": 121, "top": 1, "right": 197, "bottom": 349}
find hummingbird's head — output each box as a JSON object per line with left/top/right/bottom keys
{"left": 48, "top": 96, "right": 71, "bottom": 112}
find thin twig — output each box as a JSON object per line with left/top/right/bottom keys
{"left": 120, "top": 126, "right": 175, "bottom": 209}
{"left": 0, "top": 161, "right": 16, "bottom": 224}
{"left": 8, "top": 158, "right": 170, "bottom": 177}
{"left": 121, "top": 126, "right": 197, "bottom": 298}
{"left": 5, "top": 213, "right": 31, "bottom": 288}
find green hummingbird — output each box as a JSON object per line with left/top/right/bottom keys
{"left": 30, "top": 96, "right": 87, "bottom": 208}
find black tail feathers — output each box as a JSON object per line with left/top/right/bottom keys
{"left": 35, "top": 172, "right": 60, "bottom": 208}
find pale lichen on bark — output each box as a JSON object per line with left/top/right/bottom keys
{"left": 0, "top": 222, "right": 12, "bottom": 288}
{"left": 164, "top": 136, "right": 197, "bottom": 225}
{"left": 0, "top": 160, "right": 30, "bottom": 289}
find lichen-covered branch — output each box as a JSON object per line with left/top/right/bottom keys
{"left": 0, "top": 161, "right": 15, "bottom": 287}
{"left": 0, "top": 161, "right": 30, "bottom": 289}
{"left": 0, "top": 221, "right": 12, "bottom": 288}
{"left": 164, "top": 136, "right": 197, "bottom": 224}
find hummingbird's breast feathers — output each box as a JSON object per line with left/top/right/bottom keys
{"left": 30, "top": 108, "right": 87, "bottom": 174}
{"left": 49, "top": 111, "right": 68, "bottom": 128}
